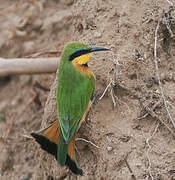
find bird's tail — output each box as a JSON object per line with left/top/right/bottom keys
{"left": 31, "top": 120, "right": 83, "bottom": 175}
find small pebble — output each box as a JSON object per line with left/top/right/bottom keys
{"left": 94, "top": 31, "right": 102, "bottom": 38}
{"left": 23, "top": 41, "right": 35, "bottom": 54}
{"left": 135, "top": 162, "right": 142, "bottom": 167}
{"left": 119, "top": 135, "right": 130, "bottom": 142}
{"left": 164, "top": 73, "right": 173, "bottom": 82}
{"left": 128, "top": 73, "right": 137, "bottom": 80}
{"left": 107, "top": 145, "right": 113, "bottom": 152}
{"left": 85, "top": 18, "right": 96, "bottom": 29}
{"left": 132, "top": 124, "right": 142, "bottom": 130}
{"left": 144, "top": 77, "right": 154, "bottom": 88}
{"left": 20, "top": 172, "right": 32, "bottom": 180}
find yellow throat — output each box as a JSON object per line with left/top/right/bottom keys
{"left": 72, "top": 53, "right": 92, "bottom": 65}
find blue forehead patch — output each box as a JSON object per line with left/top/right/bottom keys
{"left": 72, "top": 48, "right": 87, "bottom": 54}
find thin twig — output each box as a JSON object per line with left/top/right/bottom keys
{"left": 145, "top": 122, "right": 160, "bottom": 180}
{"left": 20, "top": 134, "right": 33, "bottom": 139}
{"left": 114, "top": 93, "right": 131, "bottom": 113}
{"left": 145, "top": 105, "right": 175, "bottom": 138}
{"left": 0, "top": 137, "right": 8, "bottom": 149}
{"left": 99, "top": 81, "right": 112, "bottom": 100}
{"left": 34, "top": 81, "right": 50, "bottom": 92}
{"left": 137, "top": 100, "right": 175, "bottom": 137}
{"left": 110, "top": 87, "right": 116, "bottom": 108}
{"left": 136, "top": 113, "right": 149, "bottom": 120}
{"left": 137, "top": 101, "right": 161, "bottom": 120}
{"left": 165, "top": 0, "right": 174, "bottom": 6}
{"left": 99, "top": 52, "right": 120, "bottom": 102}
{"left": 161, "top": 7, "right": 174, "bottom": 38}
{"left": 76, "top": 138, "right": 100, "bottom": 149}
{"left": 124, "top": 159, "right": 137, "bottom": 180}
{"left": 153, "top": 21, "right": 175, "bottom": 128}
{"left": 99, "top": 55, "right": 121, "bottom": 110}
{"left": 167, "top": 101, "right": 175, "bottom": 110}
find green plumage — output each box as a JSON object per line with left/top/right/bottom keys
{"left": 57, "top": 135, "right": 68, "bottom": 166}
{"left": 31, "top": 42, "right": 109, "bottom": 175}
{"left": 56, "top": 42, "right": 95, "bottom": 165}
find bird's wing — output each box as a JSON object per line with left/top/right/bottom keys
{"left": 57, "top": 65, "right": 95, "bottom": 142}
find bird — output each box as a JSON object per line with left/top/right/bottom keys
{"left": 31, "top": 42, "right": 110, "bottom": 175}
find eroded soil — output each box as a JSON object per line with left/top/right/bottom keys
{"left": 0, "top": 0, "right": 175, "bottom": 180}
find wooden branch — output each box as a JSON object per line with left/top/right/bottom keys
{"left": 0, "top": 57, "right": 60, "bottom": 77}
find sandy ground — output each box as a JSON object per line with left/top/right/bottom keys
{"left": 1, "top": 0, "right": 175, "bottom": 179}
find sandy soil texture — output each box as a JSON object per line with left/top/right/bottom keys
{"left": 1, "top": 0, "right": 175, "bottom": 180}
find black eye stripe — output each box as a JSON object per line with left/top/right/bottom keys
{"left": 69, "top": 47, "right": 110, "bottom": 61}
{"left": 69, "top": 49, "right": 90, "bottom": 61}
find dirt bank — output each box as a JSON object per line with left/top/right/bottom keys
{"left": 0, "top": 0, "right": 175, "bottom": 180}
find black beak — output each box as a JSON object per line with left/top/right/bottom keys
{"left": 89, "top": 47, "right": 110, "bottom": 53}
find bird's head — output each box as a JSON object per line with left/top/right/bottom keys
{"left": 61, "top": 42, "right": 110, "bottom": 66}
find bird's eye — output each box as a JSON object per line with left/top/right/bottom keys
{"left": 72, "top": 48, "right": 87, "bottom": 54}
{"left": 69, "top": 48, "right": 90, "bottom": 61}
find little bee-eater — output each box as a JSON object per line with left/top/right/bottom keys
{"left": 31, "top": 42, "right": 110, "bottom": 175}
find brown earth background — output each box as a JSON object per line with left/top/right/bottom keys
{"left": 0, "top": 0, "right": 175, "bottom": 180}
